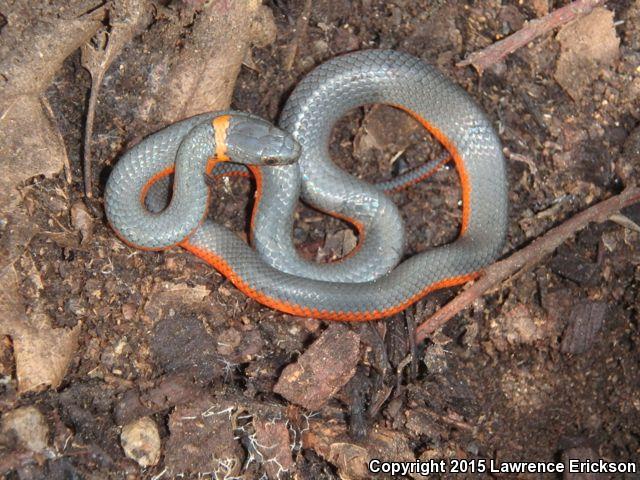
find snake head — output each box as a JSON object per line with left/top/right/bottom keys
{"left": 226, "top": 116, "right": 301, "bottom": 166}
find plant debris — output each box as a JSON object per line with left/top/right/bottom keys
{"left": 274, "top": 324, "right": 361, "bottom": 410}
{"left": 1, "top": 0, "right": 639, "bottom": 477}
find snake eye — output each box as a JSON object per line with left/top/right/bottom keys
{"left": 263, "top": 157, "right": 280, "bottom": 165}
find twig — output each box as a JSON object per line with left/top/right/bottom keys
{"left": 457, "top": 0, "right": 606, "bottom": 74}
{"left": 82, "top": 65, "right": 102, "bottom": 198}
{"left": 282, "top": 0, "right": 311, "bottom": 71}
{"left": 609, "top": 213, "right": 640, "bottom": 233}
{"left": 415, "top": 187, "right": 640, "bottom": 344}
{"left": 81, "top": 0, "right": 151, "bottom": 197}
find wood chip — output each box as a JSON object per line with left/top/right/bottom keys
{"left": 274, "top": 324, "right": 360, "bottom": 410}
{"left": 164, "top": 397, "right": 244, "bottom": 475}
{"left": 561, "top": 301, "right": 608, "bottom": 354}
{"left": 253, "top": 417, "right": 294, "bottom": 479}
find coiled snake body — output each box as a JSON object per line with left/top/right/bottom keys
{"left": 105, "top": 50, "right": 508, "bottom": 321}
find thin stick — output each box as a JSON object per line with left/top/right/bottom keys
{"left": 415, "top": 187, "right": 640, "bottom": 344}
{"left": 282, "top": 0, "right": 312, "bottom": 71}
{"left": 83, "top": 74, "right": 101, "bottom": 198}
{"left": 457, "top": 0, "right": 606, "bottom": 74}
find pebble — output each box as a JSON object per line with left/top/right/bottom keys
{"left": 120, "top": 416, "right": 161, "bottom": 467}
{"left": 1, "top": 406, "right": 49, "bottom": 453}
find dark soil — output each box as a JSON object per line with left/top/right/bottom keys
{"left": 2, "top": 0, "right": 640, "bottom": 479}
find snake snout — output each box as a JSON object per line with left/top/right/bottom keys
{"left": 262, "top": 131, "right": 301, "bottom": 165}
{"left": 227, "top": 117, "right": 300, "bottom": 166}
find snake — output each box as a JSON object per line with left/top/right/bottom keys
{"left": 105, "top": 50, "right": 508, "bottom": 321}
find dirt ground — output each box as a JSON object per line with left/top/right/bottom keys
{"left": 1, "top": 0, "right": 640, "bottom": 479}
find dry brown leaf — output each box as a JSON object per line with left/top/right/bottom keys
{"left": 555, "top": 7, "right": 620, "bottom": 100}
{"left": 0, "top": 267, "right": 80, "bottom": 393}
{"left": 148, "top": 282, "right": 211, "bottom": 305}
{"left": 70, "top": 201, "right": 95, "bottom": 244}
{"left": 354, "top": 105, "right": 421, "bottom": 157}
{"left": 0, "top": 2, "right": 104, "bottom": 113}
{"left": 0, "top": 267, "right": 29, "bottom": 338}
{"left": 0, "top": 97, "right": 69, "bottom": 218}
{"left": 139, "top": 0, "right": 276, "bottom": 125}
{"left": 0, "top": 207, "right": 35, "bottom": 273}
{"left": 0, "top": 1, "right": 104, "bottom": 262}
{"left": 13, "top": 320, "right": 80, "bottom": 394}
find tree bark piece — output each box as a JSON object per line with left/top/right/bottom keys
{"left": 274, "top": 325, "right": 360, "bottom": 410}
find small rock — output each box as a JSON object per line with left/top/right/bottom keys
{"left": 561, "top": 301, "right": 608, "bottom": 354}
{"left": 120, "top": 416, "right": 161, "bottom": 467}
{"left": 274, "top": 324, "right": 360, "bottom": 410}
{"left": 1, "top": 406, "right": 49, "bottom": 453}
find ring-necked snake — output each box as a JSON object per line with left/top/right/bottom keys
{"left": 105, "top": 50, "right": 508, "bottom": 321}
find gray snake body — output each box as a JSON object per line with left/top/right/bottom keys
{"left": 105, "top": 50, "right": 508, "bottom": 321}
